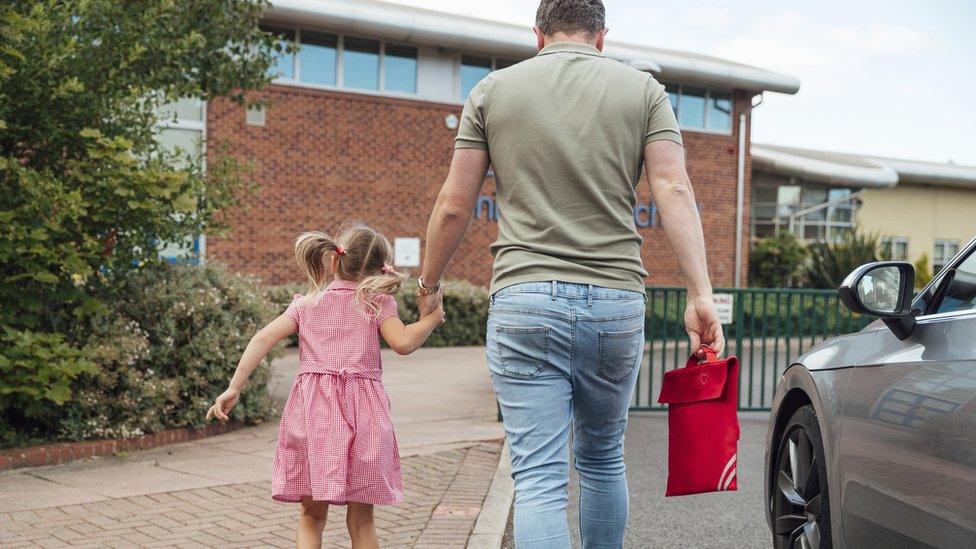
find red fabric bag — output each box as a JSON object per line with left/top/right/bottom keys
{"left": 657, "top": 345, "right": 740, "bottom": 497}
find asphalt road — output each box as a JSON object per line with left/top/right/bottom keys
{"left": 504, "top": 411, "right": 772, "bottom": 548}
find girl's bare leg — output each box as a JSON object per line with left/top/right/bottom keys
{"left": 296, "top": 498, "right": 329, "bottom": 549}
{"left": 347, "top": 502, "right": 379, "bottom": 549}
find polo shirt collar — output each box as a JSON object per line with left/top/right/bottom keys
{"left": 327, "top": 279, "right": 358, "bottom": 291}
{"left": 537, "top": 41, "right": 605, "bottom": 58}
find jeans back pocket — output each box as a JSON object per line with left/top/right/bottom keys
{"left": 495, "top": 325, "right": 550, "bottom": 379}
{"left": 597, "top": 326, "right": 643, "bottom": 383}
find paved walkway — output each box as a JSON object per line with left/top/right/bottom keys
{"left": 0, "top": 347, "right": 505, "bottom": 548}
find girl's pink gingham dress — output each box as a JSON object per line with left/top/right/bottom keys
{"left": 271, "top": 279, "right": 403, "bottom": 505}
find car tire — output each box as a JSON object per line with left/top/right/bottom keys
{"left": 772, "top": 404, "right": 832, "bottom": 549}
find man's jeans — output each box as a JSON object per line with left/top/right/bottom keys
{"left": 487, "top": 281, "right": 645, "bottom": 548}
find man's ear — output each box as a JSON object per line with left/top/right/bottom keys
{"left": 595, "top": 28, "right": 609, "bottom": 51}
{"left": 533, "top": 26, "right": 545, "bottom": 50}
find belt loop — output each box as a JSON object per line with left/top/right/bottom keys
{"left": 551, "top": 280, "right": 557, "bottom": 301}
{"left": 587, "top": 284, "right": 593, "bottom": 307}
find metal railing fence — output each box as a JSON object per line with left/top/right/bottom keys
{"left": 633, "top": 287, "right": 872, "bottom": 411}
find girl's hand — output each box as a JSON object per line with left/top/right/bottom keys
{"left": 430, "top": 301, "right": 446, "bottom": 325}
{"left": 206, "top": 388, "right": 240, "bottom": 422}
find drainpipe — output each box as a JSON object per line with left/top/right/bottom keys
{"left": 734, "top": 112, "right": 747, "bottom": 288}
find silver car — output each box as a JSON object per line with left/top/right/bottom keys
{"left": 764, "top": 235, "right": 976, "bottom": 548}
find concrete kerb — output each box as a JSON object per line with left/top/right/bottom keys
{"left": 467, "top": 441, "right": 514, "bottom": 548}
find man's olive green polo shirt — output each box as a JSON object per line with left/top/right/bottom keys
{"left": 455, "top": 41, "right": 683, "bottom": 295}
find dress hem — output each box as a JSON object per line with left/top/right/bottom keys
{"left": 271, "top": 492, "right": 404, "bottom": 506}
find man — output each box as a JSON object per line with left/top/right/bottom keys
{"left": 417, "top": 0, "right": 725, "bottom": 546}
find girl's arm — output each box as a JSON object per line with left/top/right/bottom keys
{"left": 207, "top": 313, "right": 296, "bottom": 421}
{"left": 380, "top": 303, "right": 445, "bottom": 355}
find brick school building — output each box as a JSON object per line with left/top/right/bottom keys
{"left": 196, "top": 0, "right": 799, "bottom": 288}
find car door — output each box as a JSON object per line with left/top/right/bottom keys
{"left": 837, "top": 240, "right": 976, "bottom": 547}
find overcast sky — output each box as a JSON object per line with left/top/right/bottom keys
{"left": 389, "top": 0, "right": 976, "bottom": 165}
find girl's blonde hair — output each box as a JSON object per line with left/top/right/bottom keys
{"left": 294, "top": 222, "right": 406, "bottom": 315}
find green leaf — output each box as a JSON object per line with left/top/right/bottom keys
{"left": 79, "top": 127, "right": 102, "bottom": 139}
{"left": 173, "top": 192, "right": 197, "bottom": 212}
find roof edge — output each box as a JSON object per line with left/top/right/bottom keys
{"left": 752, "top": 146, "right": 898, "bottom": 188}
{"left": 267, "top": 0, "right": 800, "bottom": 94}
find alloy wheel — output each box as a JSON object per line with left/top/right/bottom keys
{"left": 773, "top": 426, "right": 824, "bottom": 549}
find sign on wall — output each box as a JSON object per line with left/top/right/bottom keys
{"left": 394, "top": 237, "right": 421, "bottom": 267}
{"left": 713, "top": 293, "right": 735, "bottom": 324}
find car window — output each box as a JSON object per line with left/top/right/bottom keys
{"left": 935, "top": 249, "right": 976, "bottom": 314}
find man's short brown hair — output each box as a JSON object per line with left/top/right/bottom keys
{"left": 535, "top": 0, "right": 606, "bottom": 38}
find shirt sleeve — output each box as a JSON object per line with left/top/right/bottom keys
{"left": 375, "top": 294, "right": 400, "bottom": 326}
{"left": 284, "top": 294, "right": 303, "bottom": 328}
{"left": 454, "top": 78, "right": 490, "bottom": 151}
{"left": 645, "top": 79, "right": 683, "bottom": 147}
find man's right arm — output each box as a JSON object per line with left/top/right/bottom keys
{"left": 644, "top": 140, "right": 725, "bottom": 355}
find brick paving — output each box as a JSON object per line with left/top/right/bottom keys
{"left": 0, "top": 442, "right": 501, "bottom": 548}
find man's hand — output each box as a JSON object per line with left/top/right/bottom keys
{"left": 417, "top": 289, "right": 443, "bottom": 318}
{"left": 684, "top": 294, "right": 725, "bottom": 356}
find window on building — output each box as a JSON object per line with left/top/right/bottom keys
{"left": 156, "top": 97, "right": 203, "bottom": 168}
{"left": 155, "top": 97, "right": 205, "bottom": 263}
{"left": 751, "top": 182, "right": 858, "bottom": 243}
{"left": 461, "top": 55, "right": 492, "bottom": 100}
{"left": 666, "top": 84, "right": 732, "bottom": 132}
{"left": 298, "top": 31, "right": 337, "bottom": 86}
{"left": 343, "top": 37, "right": 380, "bottom": 90}
{"left": 666, "top": 84, "right": 679, "bottom": 112}
{"left": 706, "top": 92, "right": 731, "bottom": 131}
{"left": 881, "top": 237, "right": 909, "bottom": 261}
{"left": 678, "top": 87, "right": 706, "bottom": 128}
{"left": 384, "top": 44, "right": 417, "bottom": 93}
{"left": 261, "top": 25, "right": 295, "bottom": 80}
{"left": 934, "top": 240, "right": 960, "bottom": 274}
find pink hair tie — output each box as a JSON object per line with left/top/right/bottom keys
{"left": 381, "top": 265, "right": 394, "bottom": 275}
{"left": 335, "top": 244, "right": 346, "bottom": 256}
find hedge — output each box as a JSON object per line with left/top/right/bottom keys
{"left": 1, "top": 263, "right": 279, "bottom": 449}
{"left": 266, "top": 278, "right": 489, "bottom": 348}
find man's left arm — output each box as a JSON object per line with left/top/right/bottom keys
{"left": 419, "top": 148, "right": 490, "bottom": 314}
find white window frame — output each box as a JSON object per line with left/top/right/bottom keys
{"left": 270, "top": 27, "right": 419, "bottom": 98}
{"left": 155, "top": 98, "right": 208, "bottom": 262}
{"left": 933, "top": 239, "right": 960, "bottom": 273}
{"left": 665, "top": 83, "right": 734, "bottom": 136}
{"left": 881, "top": 236, "right": 909, "bottom": 261}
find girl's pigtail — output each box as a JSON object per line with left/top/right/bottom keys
{"left": 294, "top": 231, "right": 340, "bottom": 299}
{"left": 355, "top": 266, "right": 407, "bottom": 316}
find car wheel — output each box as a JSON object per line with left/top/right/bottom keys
{"left": 772, "top": 404, "right": 832, "bottom": 549}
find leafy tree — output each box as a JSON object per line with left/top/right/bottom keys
{"left": 805, "top": 230, "right": 887, "bottom": 289}
{"left": 0, "top": 0, "right": 284, "bottom": 438}
{"left": 749, "top": 231, "right": 809, "bottom": 288}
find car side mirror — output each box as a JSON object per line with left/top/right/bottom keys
{"left": 839, "top": 262, "right": 916, "bottom": 340}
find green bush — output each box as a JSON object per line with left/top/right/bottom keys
{"left": 805, "top": 231, "right": 886, "bottom": 289}
{"left": 52, "top": 263, "right": 278, "bottom": 443}
{"left": 0, "top": 329, "right": 98, "bottom": 446}
{"left": 750, "top": 232, "right": 809, "bottom": 288}
{"left": 914, "top": 254, "right": 933, "bottom": 289}
{"left": 396, "top": 279, "right": 490, "bottom": 347}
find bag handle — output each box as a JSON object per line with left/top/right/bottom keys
{"left": 686, "top": 344, "right": 718, "bottom": 368}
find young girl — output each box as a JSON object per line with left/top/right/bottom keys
{"left": 207, "top": 224, "right": 444, "bottom": 549}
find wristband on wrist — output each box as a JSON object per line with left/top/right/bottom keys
{"left": 417, "top": 276, "right": 442, "bottom": 296}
